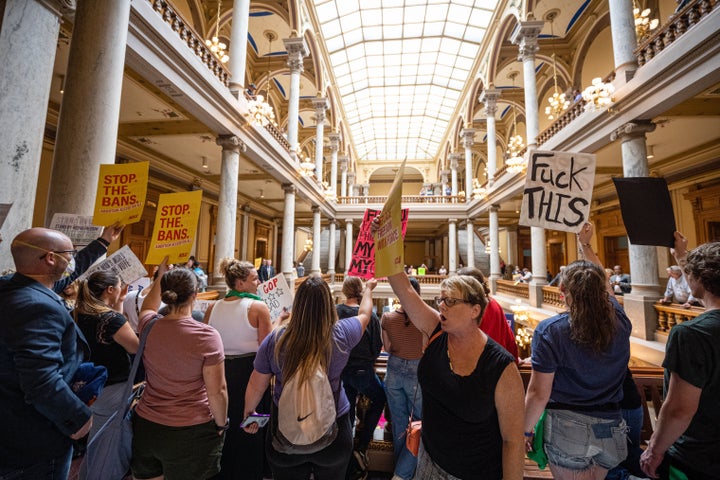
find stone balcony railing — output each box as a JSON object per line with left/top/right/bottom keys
{"left": 148, "top": 0, "right": 231, "bottom": 87}
{"left": 496, "top": 279, "right": 530, "bottom": 299}
{"left": 635, "top": 0, "right": 718, "bottom": 67}
{"left": 337, "top": 195, "right": 464, "bottom": 205}
{"left": 263, "top": 123, "right": 292, "bottom": 151}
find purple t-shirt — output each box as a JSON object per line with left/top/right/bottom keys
{"left": 254, "top": 316, "right": 362, "bottom": 417}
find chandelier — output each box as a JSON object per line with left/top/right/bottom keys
{"left": 299, "top": 153, "right": 316, "bottom": 177}
{"left": 544, "top": 16, "right": 569, "bottom": 121}
{"left": 634, "top": 0, "right": 659, "bottom": 42}
{"left": 205, "top": 1, "right": 229, "bottom": 63}
{"left": 505, "top": 104, "right": 526, "bottom": 174}
{"left": 471, "top": 178, "right": 487, "bottom": 200}
{"left": 322, "top": 181, "right": 336, "bottom": 201}
{"left": 248, "top": 31, "right": 277, "bottom": 127}
{"left": 581, "top": 77, "right": 615, "bottom": 112}
{"left": 304, "top": 237, "right": 314, "bottom": 252}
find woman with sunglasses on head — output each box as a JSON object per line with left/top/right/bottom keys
{"left": 74, "top": 270, "right": 138, "bottom": 440}
{"left": 375, "top": 222, "right": 524, "bottom": 479}
{"left": 523, "top": 222, "right": 631, "bottom": 480}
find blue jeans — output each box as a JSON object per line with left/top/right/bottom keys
{"left": 384, "top": 356, "right": 422, "bottom": 480}
{"left": 341, "top": 363, "right": 386, "bottom": 451}
{"left": 0, "top": 449, "right": 72, "bottom": 480}
{"left": 606, "top": 406, "right": 644, "bottom": 479}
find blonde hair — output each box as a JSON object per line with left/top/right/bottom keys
{"left": 75, "top": 271, "right": 119, "bottom": 317}
{"left": 440, "top": 274, "right": 488, "bottom": 324}
{"left": 275, "top": 274, "right": 337, "bottom": 384}
{"left": 218, "top": 257, "right": 255, "bottom": 290}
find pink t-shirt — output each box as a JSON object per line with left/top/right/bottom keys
{"left": 135, "top": 313, "right": 224, "bottom": 426}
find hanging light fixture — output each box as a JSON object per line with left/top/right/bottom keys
{"left": 299, "top": 152, "right": 316, "bottom": 177}
{"left": 633, "top": 0, "right": 660, "bottom": 43}
{"left": 471, "top": 178, "right": 487, "bottom": 200}
{"left": 206, "top": 1, "right": 229, "bottom": 63}
{"left": 322, "top": 181, "right": 336, "bottom": 201}
{"left": 248, "top": 31, "right": 277, "bottom": 127}
{"left": 505, "top": 72, "right": 526, "bottom": 174}
{"left": 581, "top": 77, "right": 615, "bottom": 112}
{"left": 543, "top": 13, "right": 570, "bottom": 121}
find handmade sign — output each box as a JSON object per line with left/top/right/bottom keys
{"left": 519, "top": 150, "right": 596, "bottom": 233}
{"left": 145, "top": 190, "right": 202, "bottom": 264}
{"left": 348, "top": 208, "right": 409, "bottom": 279}
{"left": 78, "top": 245, "right": 147, "bottom": 285}
{"left": 258, "top": 274, "right": 293, "bottom": 324}
{"left": 50, "top": 213, "right": 104, "bottom": 248}
{"left": 374, "top": 159, "right": 406, "bottom": 278}
{"left": 92, "top": 162, "right": 149, "bottom": 226}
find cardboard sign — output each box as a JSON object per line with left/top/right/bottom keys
{"left": 0, "top": 203, "right": 11, "bottom": 230}
{"left": 348, "top": 208, "right": 409, "bottom": 279}
{"left": 613, "top": 177, "right": 676, "bottom": 247}
{"left": 374, "top": 160, "right": 406, "bottom": 278}
{"left": 145, "top": 190, "right": 203, "bottom": 264}
{"left": 519, "top": 150, "right": 596, "bottom": 233}
{"left": 50, "top": 213, "right": 104, "bottom": 248}
{"left": 78, "top": 245, "right": 148, "bottom": 285}
{"left": 93, "top": 162, "right": 149, "bottom": 226}
{"left": 258, "top": 274, "right": 293, "bottom": 324}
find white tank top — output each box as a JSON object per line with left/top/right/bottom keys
{"left": 208, "top": 298, "right": 260, "bottom": 355}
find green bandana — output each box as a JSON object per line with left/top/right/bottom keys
{"left": 225, "top": 290, "right": 262, "bottom": 301}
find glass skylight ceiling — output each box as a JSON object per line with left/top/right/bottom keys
{"left": 311, "top": 0, "right": 499, "bottom": 162}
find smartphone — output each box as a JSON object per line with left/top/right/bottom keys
{"left": 240, "top": 413, "right": 270, "bottom": 428}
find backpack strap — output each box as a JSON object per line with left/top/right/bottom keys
{"left": 423, "top": 328, "right": 443, "bottom": 353}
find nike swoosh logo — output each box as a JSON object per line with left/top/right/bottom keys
{"left": 297, "top": 412, "right": 313, "bottom": 422}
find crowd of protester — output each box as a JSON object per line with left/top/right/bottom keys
{"left": 1, "top": 219, "right": 717, "bottom": 480}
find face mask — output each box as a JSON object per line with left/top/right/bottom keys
{"left": 58, "top": 254, "right": 76, "bottom": 278}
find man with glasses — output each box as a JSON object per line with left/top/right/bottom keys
{"left": 0, "top": 227, "right": 110, "bottom": 478}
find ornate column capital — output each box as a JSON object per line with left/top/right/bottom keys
{"left": 282, "top": 183, "right": 296, "bottom": 194}
{"left": 489, "top": 204, "right": 500, "bottom": 213}
{"left": 511, "top": 20, "right": 544, "bottom": 61}
{"left": 609, "top": 121, "right": 656, "bottom": 142}
{"left": 216, "top": 135, "right": 246, "bottom": 151}
{"left": 312, "top": 205, "right": 320, "bottom": 214}
{"left": 311, "top": 96, "right": 330, "bottom": 113}
{"left": 328, "top": 133, "right": 341, "bottom": 152}
{"left": 38, "top": 0, "right": 76, "bottom": 17}
{"left": 479, "top": 88, "right": 501, "bottom": 116}
{"left": 345, "top": 218, "right": 353, "bottom": 226}
{"left": 460, "top": 128, "right": 477, "bottom": 148}
{"left": 283, "top": 37, "right": 309, "bottom": 73}
{"left": 448, "top": 152, "right": 462, "bottom": 170}
{"left": 347, "top": 172, "right": 356, "bottom": 183}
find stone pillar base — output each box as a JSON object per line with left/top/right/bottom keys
{"left": 528, "top": 283, "right": 545, "bottom": 308}
{"left": 489, "top": 276, "right": 500, "bottom": 296}
{"left": 622, "top": 292, "right": 660, "bottom": 340}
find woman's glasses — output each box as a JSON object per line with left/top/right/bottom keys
{"left": 434, "top": 296, "right": 469, "bottom": 307}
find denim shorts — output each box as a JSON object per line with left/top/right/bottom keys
{"left": 544, "top": 409, "right": 628, "bottom": 471}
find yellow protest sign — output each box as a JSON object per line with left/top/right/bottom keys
{"left": 92, "top": 162, "right": 149, "bottom": 226}
{"left": 145, "top": 190, "right": 203, "bottom": 264}
{"left": 374, "top": 159, "right": 406, "bottom": 278}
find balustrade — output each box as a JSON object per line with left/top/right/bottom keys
{"left": 541, "top": 286, "right": 565, "bottom": 308}
{"left": 496, "top": 279, "right": 530, "bottom": 299}
{"left": 654, "top": 302, "right": 704, "bottom": 331}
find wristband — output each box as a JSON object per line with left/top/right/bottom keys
{"left": 524, "top": 431, "right": 534, "bottom": 437}
{"left": 582, "top": 243, "right": 591, "bottom": 248}
{"left": 215, "top": 418, "right": 230, "bottom": 432}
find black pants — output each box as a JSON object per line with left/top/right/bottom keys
{"left": 265, "top": 413, "right": 352, "bottom": 480}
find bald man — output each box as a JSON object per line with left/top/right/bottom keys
{"left": 0, "top": 228, "right": 93, "bottom": 477}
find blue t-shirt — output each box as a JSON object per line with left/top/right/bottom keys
{"left": 253, "top": 316, "right": 363, "bottom": 417}
{"left": 531, "top": 297, "right": 631, "bottom": 406}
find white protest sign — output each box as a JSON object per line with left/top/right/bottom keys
{"left": 50, "top": 213, "right": 104, "bottom": 247}
{"left": 258, "top": 274, "right": 293, "bottom": 324}
{"left": 519, "top": 150, "right": 596, "bottom": 233}
{"left": 79, "top": 245, "right": 147, "bottom": 285}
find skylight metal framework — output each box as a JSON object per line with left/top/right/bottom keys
{"left": 311, "top": 0, "right": 498, "bottom": 162}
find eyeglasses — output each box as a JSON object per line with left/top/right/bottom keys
{"left": 42, "top": 249, "right": 78, "bottom": 260}
{"left": 434, "top": 296, "right": 469, "bottom": 307}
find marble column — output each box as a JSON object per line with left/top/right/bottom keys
{"left": 449, "top": 153, "right": 461, "bottom": 197}
{"left": 460, "top": 128, "right": 476, "bottom": 202}
{"left": 339, "top": 156, "right": 348, "bottom": 198}
{"left": 328, "top": 133, "right": 340, "bottom": 198}
{"left": 281, "top": 184, "right": 296, "bottom": 284}
{"left": 345, "top": 219, "right": 353, "bottom": 271}
{"left": 348, "top": 172, "right": 356, "bottom": 198}
{"left": 240, "top": 204, "right": 250, "bottom": 260}
{"left": 440, "top": 169, "right": 449, "bottom": 197}
{"left": 327, "top": 219, "right": 337, "bottom": 276}
{"left": 283, "top": 37, "right": 308, "bottom": 155}
{"left": 228, "top": 0, "right": 250, "bottom": 97}
{"left": 511, "top": 20, "right": 543, "bottom": 148}
{"left": 311, "top": 206, "right": 321, "bottom": 274}
{"left": 213, "top": 135, "right": 243, "bottom": 284}
{"left": 466, "top": 219, "right": 475, "bottom": 268}
{"left": 610, "top": 121, "right": 660, "bottom": 339}
{"left": 46, "top": 0, "right": 132, "bottom": 224}
{"left": 489, "top": 205, "right": 501, "bottom": 288}
{"left": 448, "top": 219, "right": 458, "bottom": 274}
{"left": 0, "top": 0, "right": 72, "bottom": 268}
{"left": 311, "top": 97, "right": 329, "bottom": 181}
{"left": 479, "top": 88, "right": 501, "bottom": 185}
{"left": 609, "top": 0, "right": 639, "bottom": 84}
{"left": 443, "top": 235, "right": 449, "bottom": 270}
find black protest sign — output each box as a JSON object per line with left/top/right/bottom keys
{"left": 613, "top": 177, "right": 676, "bottom": 247}
{"left": 519, "top": 150, "right": 596, "bottom": 233}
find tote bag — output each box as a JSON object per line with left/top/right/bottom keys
{"left": 79, "top": 316, "right": 158, "bottom": 480}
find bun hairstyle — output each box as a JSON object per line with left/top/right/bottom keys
{"left": 160, "top": 268, "right": 197, "bottom": 307}
{"left": 75, "top": 270, "right": 120, "bottom": 316}
{"left": 218, "top": 257, "right": 255, "bottom": 290}
{"left": 342, "top": 275, "right": 364, "bottom": 301}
